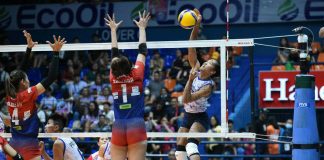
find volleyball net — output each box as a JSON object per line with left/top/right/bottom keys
{"left": 0, "top": 38, "right": 255, "bottom": 139}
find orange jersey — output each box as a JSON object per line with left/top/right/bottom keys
{"left": 267, "top": 125, "right": 280, "bottom": 154}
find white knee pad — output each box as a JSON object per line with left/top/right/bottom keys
{"left": 186, "top": 142, "right": 199, "bottom": 157}
{"left": 175, "top": 151, "right": 188, "bottom": 160}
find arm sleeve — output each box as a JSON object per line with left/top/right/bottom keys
{"left": 138, "top": 43, "right": 147, "bottom": 56}
{"left": 40, "top": 53, "right": 59, "bottom": 89}
{"left": 19, "top": 47, "right": 32, "bottom": 72}
{"left": 111, "top": 47, "right": 120, "bottom": 59}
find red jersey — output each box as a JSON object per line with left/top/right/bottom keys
{"left": 6, "top": 86, "right": 39, "bottom": 138}
{"left": 110, "top": 61, "right": 145, "bottom": 119}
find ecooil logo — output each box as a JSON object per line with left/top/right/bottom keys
{"left": 0, "top": 7, "right": 11, "bottom": 29}
{"left": 277, "top": 0, "right": 299, "bottom": 21}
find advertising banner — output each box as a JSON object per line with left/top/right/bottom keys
{"left": 259, "top": 71, "right": 324, "bottom": 109}
{"left": 0, "top": 0, "right": 323, "bottom": 30}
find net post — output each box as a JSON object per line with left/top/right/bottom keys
{"left": 248, "top": 46, "right": 256, "bottom": 125}
{"left": 226, "top": 0, "right": 229, "bottom": 41}
{"left": 220, "top": 45, "right": 228, "bottom": 133}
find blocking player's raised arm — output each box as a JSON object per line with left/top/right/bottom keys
{"left": 134, "top": 10, "right": 150, "bottom": 65}
{"left": 105, "top": 13, "right": 123, "bottom": 58}
{"left": 188, "top": 8, "right": 202, "bottom": 69}
{"left": 19, "top": 30, "right": 38, "bottom": 72}
{"left": 36, "top": 35, "right": 66, "bottom": 96}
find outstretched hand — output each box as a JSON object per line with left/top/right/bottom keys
{"left": 46, "top": 35, "right": 66, "bottom": 52}
{"left": 105, "top": 14, "right": 123, "bottom": 31}
{"left": 193, "top": 8, "right": 202, "bottom": 26}
{"left": 133, "top": 10, "right": 151, "bottom": 29}
{"left": 23, "top": 30, "right": 38, "bottom": 48}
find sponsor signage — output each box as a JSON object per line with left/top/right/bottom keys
{"left": 259, "top": 71, "right": 324, "bottom": 109}
{"left": 0, "top": 0, "right": 323, "bottom": 30}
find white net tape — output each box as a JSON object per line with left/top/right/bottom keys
{"left": 0, "top": 39, "right": 254, "bottom": 52}
{"left": 0, "top": 132, "right": 256, "bottom": 138}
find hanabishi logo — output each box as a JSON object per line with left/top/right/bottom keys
{"left": 0, "top": 7, "right": 11, "bottom": 29}
{"left": 278, "top": 0, "right": 299, "bottom": 21}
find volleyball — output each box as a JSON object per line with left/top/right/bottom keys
{"left": 178, "top": 9, "right": 198, "bottom": 29}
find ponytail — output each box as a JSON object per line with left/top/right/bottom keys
{"left": 5, "top": 70, "right": 27, "bottom": 98}
{"left": 5, "top": 76, "right": 16, "bottom": 98}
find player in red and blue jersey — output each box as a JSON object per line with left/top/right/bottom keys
{"left": 104, "top": 11, "right": 150, "bottom": 160}
{"left": 5, "top": 31, "right": 66, "bottom": 160}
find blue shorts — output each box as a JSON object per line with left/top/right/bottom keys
{"left": 181, "top": 112, "right": 210, "bottom": 130}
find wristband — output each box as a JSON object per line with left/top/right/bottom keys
{"left": 112, "top": 47, "right": 120, "bottom": 58}
{"left": 138, "top": 43, "right": 147, "bottom": 56}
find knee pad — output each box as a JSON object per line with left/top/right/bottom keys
{"left": 175, "top": 151, "right": 188, "bottom": 160}
{"left": 186, "top": 142, "right": 199, "bottom": 157}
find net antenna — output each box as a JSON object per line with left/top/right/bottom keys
{"left": 0, "top": 38, "right": 254, "bottom": 138}
{"left": 226, "top": 0, "right": 230, "bottom": 41}
{"left": 226, "top": 0, "right": 230, "bottom": 132}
